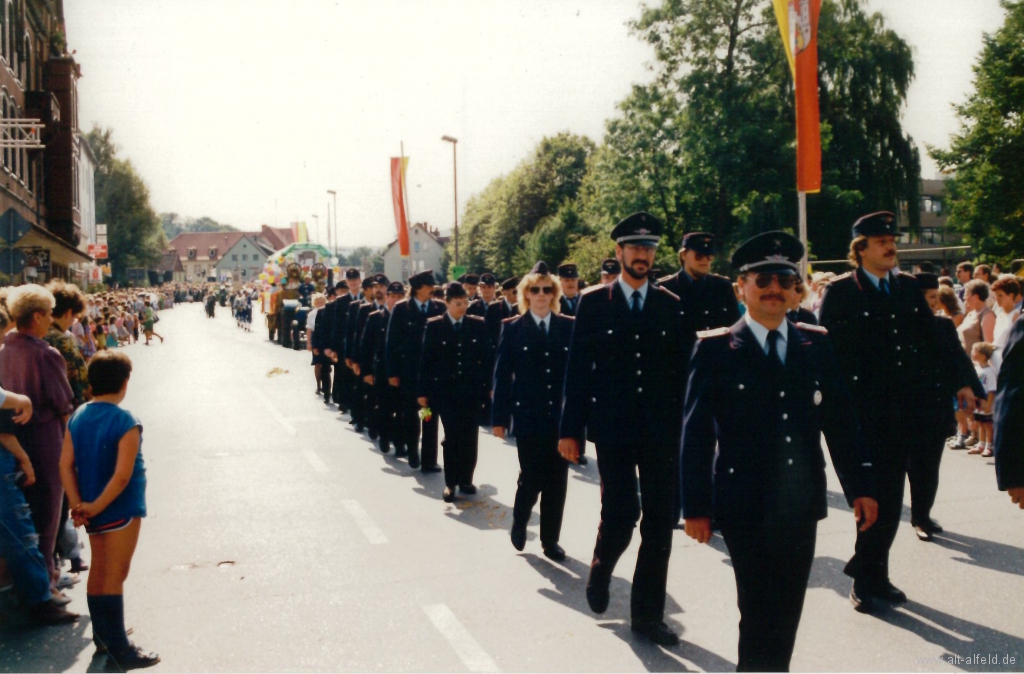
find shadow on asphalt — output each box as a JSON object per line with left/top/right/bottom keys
{"left": 929, "top": 530, "right": 1024, "bottom": 578}
{"left": 809, "top": 555, "right": 1024, "bottom": 670}
{"left": 521, "top": 553, "right": 735, "bottom": 672}
{"left": 0, "top": 614, "right": 92, "bottom": 673}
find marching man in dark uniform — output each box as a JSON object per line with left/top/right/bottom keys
{"left": 418, "top": 282, "right": 493, "bottom": 502}
{"left": 907, "top": 273, "right": 984, "bottom": 540}
{"left": 386, "top": 270, "right": 446, "bottom": 471}
{"left": 351, "top": 275, "right": 388, "bottom": 437}
{"left": 659, "top": 231, "right": 741, "bottom": 350}
{"left": 819, "top": 212, "right": 977, "bottom": 612}
{"left": 459, "top": 274, "right": 480, "bottom": 304}
{"left": 485, "top": 277, "right": 520, "bottom": 347}
{"left": 558, "top": 263, "right": 581, "bottom": 317}
{"left": 312, "top": 285, "right": 337, "bottom": 405}
{"left": 599, "top": 258, "right": 620, "bottom": 284}
{"left": 361, "top": 281, "right": 405, "bottom": 454}
{"left": 994, "top": 318, "right": 1024, "bottom": 508}
{"left": 346, "top": 278, "right": 376, "bottom": 431}
{"left": 682, "top": 231, "right": 878, "bottom": 672}
{"left": 467, "top": 273, "right": 495, "bottom": 318}
{"left": 559, "top": 212, "right": 688, "bottom": 646}
{"left": 492, "top": 262, "right": 574, "bottom": 560}
{"left": 327, "top": 270, "right": 363, "bottom": 411}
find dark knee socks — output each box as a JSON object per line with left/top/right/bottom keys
{"left": 88, "top": 594, "right": 130, "bottom": 653}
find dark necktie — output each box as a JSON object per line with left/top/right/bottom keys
{"left": 879, "top": 277, "right": 890, "bottom": 296}
{"left": 539, "top": 319, "right": 547, "bottom": 337}
{"left": 453, "top": 321, "right": 460, "bottom": 334}
{"left": 767, "top": 329, "right": 784, "bottom": 369}
{"left": 631, "top": 290, "right": 642, "bottom": 318}
{"left": 421, "top": 302, "right": 428, "bottom": 317}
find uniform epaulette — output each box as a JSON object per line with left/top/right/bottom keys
{"left": 653, "top": 285, "right": 680, "bottom": 301}
{"left": 426, "top": 315, "right": 444, "bottom": 324}
{"left": 465, "top": 314, "right": 485, "bottom": 323}
{"left": 832, "top": 272, "right": 853, "bottom": 282}
{"left": 581, "top": 283, "right": 606, "bottom": 296}
{"left": 501, "top": 315, "right": 519, "bottom": 324}
{"left": 657, "top": 274, "right": 674, "bottom": 285}
{"left": 696, "top": 327, "right": 730, "bottom": 340}
{"left": 795, "top": 322, "right": 828, "bottom": 335}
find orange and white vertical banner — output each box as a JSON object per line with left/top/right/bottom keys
{"left": 390, "top": 157, "right": 411, "bottom": 257}
{"left": 774, "top": 0, "right": 822, "bottom": 194}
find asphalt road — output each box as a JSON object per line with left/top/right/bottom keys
{"left": 1, "top": 303, "right": 1022, "bottom": 672}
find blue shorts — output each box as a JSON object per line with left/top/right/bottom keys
{"left": 86, "top": 517, "right": 134, "bottom": 535}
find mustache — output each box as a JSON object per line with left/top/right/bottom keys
{"left": 760, "top": 294, "right": 785, "bottom": 302}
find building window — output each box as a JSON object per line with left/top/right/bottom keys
{"left": 414, "top": 241, "right": 420, "bottom": 253}
{"left": 422, "top": 241, "right": 428, "bottom": 251}
{"left": 242, "top": 254, "right": 248, "bottom": 261}
{"left": 232, "top": 254, "right": 238, "bottom": 261}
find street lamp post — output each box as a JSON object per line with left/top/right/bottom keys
{"left": 311, "top": 214, "right": 319, "bottom": 244}
{"left": 441, "top": 135, "right": 458, "bottom": 268}
{"left": 327, "top": 189, "right": 337, "bottom": 257}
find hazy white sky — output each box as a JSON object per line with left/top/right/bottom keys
{"left": 65, "top": 0, "right": 1006, "bottom": 248}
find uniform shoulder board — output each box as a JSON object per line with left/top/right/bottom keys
{"left": 897, "top": 271, "right": 917, "bottom": 282}
{"left": 581, "top": 284, "right": 605, "bottom": 297}
{"left": 657, "top": 273, "right": 675, "bottom": 285}
{"left": 795, "top": 322, "right": 828, "bottom": 335}
{"left": 696, "top": 327, "right": 730, "bottom": 340}
{"left": 654, "top": 285, "right": 680, "bottom": 301}
{"left": 426, "top": 315, "right": 444, "bottom": 324}
{"left": 831, "top": 272, "right": 853, "bottom": 282}
{"left": 501, "top": 315, "right": 519, "bottom": 324}
{"left": 465, "top": 315, "right": 485, "bottom": 323}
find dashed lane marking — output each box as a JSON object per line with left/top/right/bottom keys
{"left": 341, "top": 499, "right": 388, "bottom": 544}
{"left": 303, "top": 450, "right": 330, "bottom": 474}
{"left": 254, "top": 390, "right": 297, "bottom": 437}
{"left": 423, "top": 603, "right": 499, "bottom": 673}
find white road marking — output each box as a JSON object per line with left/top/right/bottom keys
{"left": 303, "top": 450, "right": 330, "bottom": 474}
{"left": 255, "top": 390, "right": 296, "bottom": 437}
{"left": 423, "top": 603, "right": 499, "bottom": 673}
{"left": 341, "top": 499, "right": 388, "bottom": 544}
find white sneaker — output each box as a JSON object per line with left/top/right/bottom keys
{"left": 56, "top": 572, "right": 80, "bottom": 590}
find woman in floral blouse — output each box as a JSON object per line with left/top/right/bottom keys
{"left": 44, "top": 281, "right": 91, "bottom": 409}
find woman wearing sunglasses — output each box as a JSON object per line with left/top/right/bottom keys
{"left": 491, "top": 261, "right": 574, "bottom": 561}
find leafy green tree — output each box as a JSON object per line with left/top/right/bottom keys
{"left": 930, "top": 0, "right": 1024, "bottom": 261}
{"left": 87, "top": 126, "right": 166, "bottom": 280}
{"left": 589, "top": 0, "right": 920, "bottom": 264}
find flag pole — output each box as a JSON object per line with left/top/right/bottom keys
{"left": 798, "top": 190, "right": 808, "bottom": 280}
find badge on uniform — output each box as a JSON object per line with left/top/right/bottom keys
{"left": 813, "top": 390, "right": 822, "bottom": 406}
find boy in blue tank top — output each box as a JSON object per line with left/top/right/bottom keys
{"left": 59, "top": 351, "right": 159, "bottom": 670}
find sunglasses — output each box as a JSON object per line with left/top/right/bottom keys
{"left": 529, "top": 286, "right": 555, "bottom": 295}
{"left": 749, "top": 273, "right": 797, "bottom": 290}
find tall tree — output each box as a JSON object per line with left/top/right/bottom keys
{"left": 590, "top": 0, "right": 921, "bottom": 263}
{"left": 87, "top": 126, "right": 166, "bottom": 280}
{"left": 930, "top": 1, "right": 1024, "bottom": 261}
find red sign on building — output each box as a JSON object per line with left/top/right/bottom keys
{"left": 88, "top": 243, "right": 108, "bottom": 259}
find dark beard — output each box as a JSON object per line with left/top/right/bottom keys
{"left": 624, "top": 263, "right": 648, "bottom": 281}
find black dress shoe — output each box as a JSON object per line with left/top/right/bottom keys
{"left": 394, "top": 447, "right": 408, "bottom": 458}
{"left": 109, "top": 644, "right": 160, "bottom": 671}
{"left": 458, "top": 484, "right": 477, "bottom": 495}
{"left": 586, "top": 570, "right": 610, "bottom": 614}
{"left": 421, "top": 465, "right": 442, "bottom": 474}
{"left": 850, "top": 581, "right": 876, "bottom": 613}
{"left": 630, "top": 620, "right": 679, "bottom": 647}
{"left": 368, "top": 430, "right": 379, "bottom": 440}
{"left": 876, "top": 580, "right": 908, "bottom": 604}
{"left": 542, "top": 543, "right": 566, "bottom": 561}
{"left": 408, "top": 457, "right": 421, "bottom": 470}
{"left": 577, "top": 455, "right": 588, "bottom": 466}
{"left": 442, "top": 487, "right": 455, "bottom": 503}
{"left": 511, "top": 523, "right": 527, "bottom": 552}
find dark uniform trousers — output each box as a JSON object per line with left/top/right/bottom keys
{"left": 419, "top": 315, "right": 492, "bottom": 485}
{"left": 592, "top": 438, "right": 677, "bottom": 622}
{"left": 513, "top": 432, "right": 568, "bottom": 547}
{"left": 560, "top": 282, "right": 688, "bottom": 625}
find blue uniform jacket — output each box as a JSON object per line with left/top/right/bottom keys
{"left": 385, "top": 298, "right": 447, "bottom": 384}
{"left": 994, "top": 318, "right": 1024, "bottom": 491}
{"left": 681, "top": 319, "right": 876, "bottom": 525}
{"left": 559, "top": 280, "right": 688, "bottom": 447}
{"left": 417, "top": 314, "right": 493, "bottom": 417}
{"left": 491, "top": 312, "right": 574, "bottom": 436}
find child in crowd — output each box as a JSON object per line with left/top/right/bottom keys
{"left": 123, "top": 312, "right": 136, "bottom": 345}
{"left": 105, "top": 316, "right": 119, "bottom": 349}
{"left": 970, "top": 342, "right": 997, "bottom": 458}
{"left": 59, "top": 351, "right": 158, "bottom": 669}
